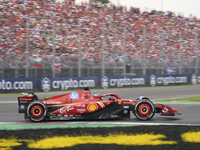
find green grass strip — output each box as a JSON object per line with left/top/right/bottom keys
{"left": 153, "top": 102, "right": 200, "bottom": 104}
{"left": 0, "top": 123, "right": 166, "bottom": 130}
{"left": 154, "top": 96, "right": 200, "bottom": 102}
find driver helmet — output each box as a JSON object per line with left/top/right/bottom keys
{"left": 94, "top": 93, "right": 101, "bottom": 96}
{"left": 110, "top": 97, "right": 115, "bottom": 101}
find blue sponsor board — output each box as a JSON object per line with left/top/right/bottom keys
{"left": 39, "top": 77, "right": 97, "bottom": 92}
{"left": 0, "top": 74, "right": 199, "bottom": 93}
{"left": 100, "top": 75, "right": 147, "bottom": 89}
{"left": 0, "top": 78, "right": 37, "bottom": 93}
{"left": 148, "top": 74, "right": 189, "bottom": 86}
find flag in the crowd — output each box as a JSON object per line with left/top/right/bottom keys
{"left": 55, "top": 60, "right": 62, "bottom": 74}
{"left": 34, "top": 57, "right": 42, "bottom": 67}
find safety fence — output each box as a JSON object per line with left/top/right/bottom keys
{"left": 0, "top": 57, "right": 200, "bottom": 78}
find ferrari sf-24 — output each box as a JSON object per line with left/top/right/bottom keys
{"left": 18, "top": 88, "right": 181, "bottom": 122}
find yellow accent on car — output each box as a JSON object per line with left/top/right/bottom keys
{"left": 88, "top": 104, "right": 97, "bottom": 112}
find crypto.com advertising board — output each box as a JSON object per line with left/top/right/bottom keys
{"left": 0, "top": 74, "right": 199, "bottom": 93}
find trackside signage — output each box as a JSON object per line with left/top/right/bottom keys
{"left": 0, "top": 78, "right": 36, "bottom": 93}
{"left": 149, "top": 75, "right": 188, "bottom": 86}
{"left": 40, "top": 77, "right": 97, "bottom": 92}
{"left": 101, "top": 76, "right": 145, "bottom": 89}
{"left": 0, "top": 74, "right": 199, "bottom": 93}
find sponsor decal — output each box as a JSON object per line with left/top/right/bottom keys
{"left": 20, "top": 98, "right": 32, "bottom": 101}
{"left": 77, "top": 109, "right": 86, "bottom": 113}
{"left": 19, "top": 101, "right": 29, "bottom": 103}
{"left": 70, "top": 92, "right": 79, "bottom": 99}
{"left": 111, "top": 115, "right": 118, "bottom": 118}
{"left": 101, "top": 76, "right": 109, "bottom": 89}
{"left": 41, "top": 78, "right": 95, "bottom": 91}
{"left": 149, "top": 75, "right": 156, "bottom": 87}
{"left": 76, "top": 104, "right": 86, "bottom": 107}
{"left": 123, "top": 106, "right": 129, "bottom": 109}
{"left": 43, "top": 97, "right": 51, "bottom": 101}
{"left": 87, "top": 103, "right": 98, "bottom": 112}
{"left": 190, "top": 74, "right": 200, "bottom": 84}
{"left": 124, "top": 110, "right": 128, "bottom": 114}
{"left": 162, "top": 107, "right": 169, "bottom": 113}
{"left": 46, "top": 102, "right": 61, "bottom": 105}
{"left": 82, "top": 93, "right": 85, "bottom": 97}
{"left": 109, "top": 77, "right": 145, "bottom": 87}
{"left": 123, "top": 102, "right": 132, "bottom": 105}
{"left": 41, "top": 78, "right": 51, "bottom": 92}
{"left": 149, "top": 75, "right": 188, "bottom": 86}
{"left": 191, "top": 74, "right": 197, "bottom": 85}
{"left": 51, "top": 79, "right": 95, "bottom": 90}
{"left": 0, "top": 79, "right": 33, "bottom": 90}
{"left": 60, "top": 106, "right": 74, "bottom": 114}
{"left": 20, "top": 105, "right": 25, "bottom": 109}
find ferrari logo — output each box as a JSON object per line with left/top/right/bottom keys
{"left": 118, "top": 101, "right": 121, "bottom": 104}
{"left": 44, "top": 97, "right": 51, "bottom": 101}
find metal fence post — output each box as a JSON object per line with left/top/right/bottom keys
{"left": 78, "top": 23, "right": 81, "bottom": 77}
{"left": 161, "top": 28, "right": 165, "bottom": 74}
{"left": 43, "top": 59, "right": 46, "bottom": 77}
{"left": 195, "top": 32, "right": 199, "bottom": 74}
{"left": 123, "top": 24, "right": 127, "bottom": 74}
{"left": 101, "top": 24, "right": 105, "bottom": 76}
{"left": 52, "top": 21, "right": 55, "bottom": 77}
{"left": 179, "top": 30, "right": 182, "bottom": 74}
{"left": 143, "top": 27, "right": 146, "bottom": 75}
{"left": 26, "top": 19, "right": 29, "bottom": 78}
{"left": 0, "top": 61, "right": 2, "bottom": 78}
{"left": 15, "top": 59, "right": 19, "bottom": 78}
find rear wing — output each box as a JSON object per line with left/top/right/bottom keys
{"left": 18, "top": 92, "right": 38, "bottom": 113}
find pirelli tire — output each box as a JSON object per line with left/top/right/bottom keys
{"left": 134, "top": 99, "right": 155, "bottom": 121}
{"left": 27, "top": 101, "right": 48, "bottom": 122}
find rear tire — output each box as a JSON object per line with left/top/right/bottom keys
{"left": 27, "top": 101, "right": 48, "bottom": 122}
{"left": 134, "top": 99, "right": 155, "bottom": 121}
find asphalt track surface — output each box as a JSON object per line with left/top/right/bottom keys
{"left": 0, "top": 86, "right": 200, "bottom": 125}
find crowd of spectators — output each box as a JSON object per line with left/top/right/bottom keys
{"left": 0, "top": 0, "right": 200, "bottom": 70}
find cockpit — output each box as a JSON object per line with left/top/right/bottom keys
{"left": 93, "top": 93, "right": 117, "bottom": 101}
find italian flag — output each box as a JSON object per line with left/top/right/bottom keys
{"left": 34, "top": 57, "right": 42, "bottom": 67}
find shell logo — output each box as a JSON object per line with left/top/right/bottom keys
{"left": 88, "top": 103, "right": 98, "bottom": 112}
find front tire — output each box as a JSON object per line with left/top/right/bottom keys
{"left": 134, "top": 99, "right": 155, "bottom": 121}
{"left": 27, "top": 101, "right": 48, "bottom": 122}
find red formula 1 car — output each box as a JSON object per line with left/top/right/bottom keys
{"left": 18, "top": 88, "right": 181, "bottom": 122}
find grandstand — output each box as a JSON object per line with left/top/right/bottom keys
{"left": 0, "top": 0, "right": 199, "bottom": 78}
